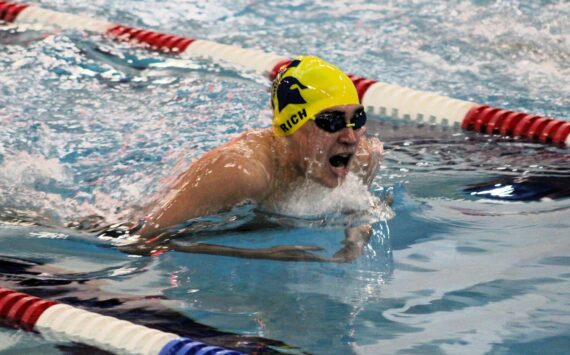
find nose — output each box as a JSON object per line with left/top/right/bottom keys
{"left": 338, "top": 126, "right": 358, "bottom": 145}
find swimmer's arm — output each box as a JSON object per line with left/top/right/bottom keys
{"left": 336, "top": 137, "right": 382, "bottom": 262}
{"left": 333, "top": 224, "right": 373, "bottom": 262}
{"left": 335, "top": 136, "right": 382, "bottom": 261}
{"left": 167, "top": 243, "right": 331, "bottom": 262}
{"left": 122, "top": 226, "right": 370, "bottom": 263}
{"left": 120, "top": 235, "right": 333, "bottom": 262}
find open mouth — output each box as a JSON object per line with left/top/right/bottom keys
{"left": 329, "top": 153, "right": 353, "bottom": 168}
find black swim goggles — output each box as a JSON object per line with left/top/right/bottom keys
{"left": 312, "top": 109, "right": 367, "bottom": 133}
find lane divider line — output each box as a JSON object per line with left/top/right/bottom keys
{"left": 0, "top": 0, "right": 567, "bottom": 147}
{"left": 0, "top": 287, "right": 244, "bottom": 355}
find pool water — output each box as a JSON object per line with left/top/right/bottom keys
{"left": 1, "top": 0, "right": 569, "bottom": 354}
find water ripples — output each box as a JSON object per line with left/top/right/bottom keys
{"left": 1, "top": 27, "right": 271, "bottom": 224}
{"left": 1, "top": 1, "right": 569, "bottom": 354}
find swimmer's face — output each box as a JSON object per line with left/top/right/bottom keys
{"left": 289, "top": 104, "right": 367, "bottom": 188}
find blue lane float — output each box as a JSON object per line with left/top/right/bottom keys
{"left": 159, "top": 338, "right": 243, "bottom": 355}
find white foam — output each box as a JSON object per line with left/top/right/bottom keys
{"left": 274, "top": 173, "right": 394, "bottom": 224}
{"left": 0, "top": 152, "right": 79, "bottom": 223}
{"left": 0, "top": 151, "right": 71, "bottom": 186}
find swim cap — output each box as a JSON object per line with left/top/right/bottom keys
{"left": 271, "top": 56, "right": 359, "bottom": 136}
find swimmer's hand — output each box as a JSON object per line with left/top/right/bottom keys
{"left": 331, "top": 224, "right": 373, "bottom": 263}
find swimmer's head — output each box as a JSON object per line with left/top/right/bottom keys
{"left": 271, "top": 56, "right": 359, "bottom": 136}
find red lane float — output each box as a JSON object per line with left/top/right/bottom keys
{"left": 108, "top": 25, "right": 196, "bottom": 53}
{"left": 462, "top": 105, "right": 569, "bottom": 146}
{"left": 0, "top": 1, "right": 29, "bottom": 22}
{"left": 0, "top": 287, "right": 244, "bottom": 355}
{"left": 0, "top": 288, "right": 57, "bottom": 330}
{"left": 1, "top": 0, "right": 568, "bottom": 147}
{"left": 347, "top": 75, "right": 378, "bottom": 102}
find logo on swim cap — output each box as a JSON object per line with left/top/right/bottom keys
{"left": 275, "top": 77, "right": 308, "bottom": 112}
{"left": 271, "top": 56, "right": 359, "bottom": 136}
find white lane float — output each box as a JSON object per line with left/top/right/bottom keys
{"left": 0, "top": 1, "right": 568, "bottom": 145}
{"left": 0, "top": 287, "right": 244, "bottom": 354}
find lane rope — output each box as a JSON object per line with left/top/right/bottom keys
{"left": 0, "top": 0, "right": 568, "bottom": 147}
{"left": 0, "top": 287, "right": 244, "bottom": 355}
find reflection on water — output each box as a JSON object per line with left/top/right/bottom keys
{"left": 356, "top": 198, "right": 570, "bottom": 354}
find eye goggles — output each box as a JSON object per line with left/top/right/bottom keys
{"left": 312, "top": 109, "right": 367, "bottom": 133}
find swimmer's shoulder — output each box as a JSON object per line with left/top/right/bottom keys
{"left": 206, "top": 129, "right": 275, "bottom": 194}
{"left": 227, "top": 128, "right": 274, "bottom": 147}
{"left": 224, "top": 128, "right": 275, "bottom": 167}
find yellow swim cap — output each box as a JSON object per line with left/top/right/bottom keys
{"left": 271, "top": 56, "right": 359, "bottom": 136}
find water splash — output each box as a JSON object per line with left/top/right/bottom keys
{"left": 269, "top": 173, "right": 395, "bottom": 228}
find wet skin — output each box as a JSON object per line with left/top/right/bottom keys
{"left": 125, "top": 104, "right": 383, "bottom": 262}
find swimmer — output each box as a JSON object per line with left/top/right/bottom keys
{"left": 116, "top": 56, "right": 384, "bottom": 262}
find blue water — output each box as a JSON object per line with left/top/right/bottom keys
{"left": 1, "top": 0, "right": 570, "bottom": 354}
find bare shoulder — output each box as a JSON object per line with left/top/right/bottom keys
{"left": 222, "top": 129, "right": 274, "bottom": 172}
{"left": 193, "top": 129, "right": 275, "bottom": 199}
{"left": 137, "top": 129, "right": 276, "bottom": 235}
